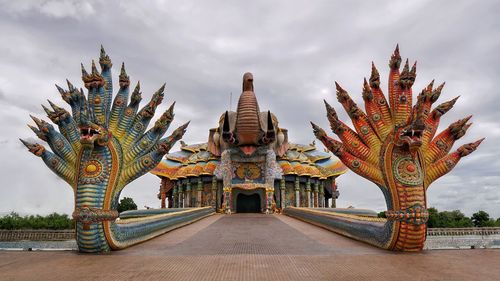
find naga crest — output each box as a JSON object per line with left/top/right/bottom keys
{"left": 312, "top": 45, "right": 483, "bottom": 189}
{"left": 21, "top": 46, "right": 188, "bottom": 189}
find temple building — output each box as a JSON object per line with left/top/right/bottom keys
{"left": 151, "top": 73, "right": 347, "bottom": 213}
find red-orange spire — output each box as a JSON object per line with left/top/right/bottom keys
{"left": 235, "top": 72, "right": 263, "bottom": 145}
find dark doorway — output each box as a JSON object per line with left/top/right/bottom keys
{"left": 236, "top": 193, "right": 261, "bottom": 213}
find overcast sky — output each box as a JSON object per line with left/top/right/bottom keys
{"left": 1, "top": 0, "right": 499, "bottom": 218}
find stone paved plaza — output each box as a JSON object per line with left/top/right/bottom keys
{"left": 1, "top": 214, "right": 499, "bottom": 281}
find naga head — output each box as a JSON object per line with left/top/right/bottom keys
{"left": 158, "top": 121, "right": 190, "bottom": 154}
{"left": 43, "top": 100, "right": 71, "bottom": 124}
{"left": 153, "top": 102, "right": 175, "bottom": 132}
{"left": 78, "top": 62, "right": 111, "bottom": 148}
{"left": 79, "top": 122, "right": 110, "bottom": 147}
{"left": 394, "top": 104, "right": 425, "bottom": 157}
{"left": 392, "top": 60, "right": 422, "bottom": 157}
{"left": 19, "top": 138, "right": 45, "bottom": 156}
{"left": 140, "top": 85, "right": 165, "bottom": 119}
{"left": 311, "top": 121, "right": 343, "bottom": 156}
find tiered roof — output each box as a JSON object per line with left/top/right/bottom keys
{"left": 151, "top": 142, "right": 347, "bottom": 180}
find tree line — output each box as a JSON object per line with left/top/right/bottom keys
{"left": 0, "top": 197, "right": 138, "bottom": 230}
{"left": 0, "top": 212, "right": 74, "bottom": 230}
{"left": 378, "top": 208, "right": 500, "bottom": 228}
{"left": 2, "top": 204, "right": 498, "bottom": 230}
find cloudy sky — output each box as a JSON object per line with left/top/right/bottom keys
{"left": 1, "top": 0, "right": 499, "bottom": 218}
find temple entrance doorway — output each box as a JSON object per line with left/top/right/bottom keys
{"left": 236, "top": 193, "right": 261, "bottom": 213}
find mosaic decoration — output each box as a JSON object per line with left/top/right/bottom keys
{"left": 392, "top": 155, "right": 423, "bottom": 186}
{"left": 309, "top": 45, "right": 483, "bottom": 251}
{"left": 264, "top": 148, "right": 283, "bottom": 185}
{"left": 21, "top": 47, "right": 214, "bottom": 253}
{"left": 234, "top": 163, "right": 263, "bottom": 182}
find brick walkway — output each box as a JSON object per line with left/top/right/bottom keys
{"left": 1, "top": 214, "right": 499, "bottom": 281}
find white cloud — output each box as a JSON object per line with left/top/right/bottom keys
{"left": 0, "top": 0, "right": 95, "bottom": 19}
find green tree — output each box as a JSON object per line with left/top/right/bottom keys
{"left": 472, "top": 210, "right": 493, "bottom": 227}
{"left": 0, "top": 212, "right": 73, "bottom": 230}
{"left": 427, "top": 207, "right": 439, "bottom": 228}
{"left": 117, "top": 197, "right": 138, "bottom": 213}
{"left": 377, "top": 211, "right": 386, "bottom": 218}
{"left": 426, "top": 208, "right": 473, "bottom": 228}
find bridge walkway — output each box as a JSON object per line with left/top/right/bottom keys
{"left": 1, "top": 214, "right": 499, "bottom": 281}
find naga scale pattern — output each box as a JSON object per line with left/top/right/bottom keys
{"left": 21, "top": 47, "right": 213, "bottom": 253}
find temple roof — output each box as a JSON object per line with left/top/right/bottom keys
{"left": 150, "top": 72, "right": 347, "bottom": 181}
{"left": 151, "top": 142, "right": 347, "bottom": 180}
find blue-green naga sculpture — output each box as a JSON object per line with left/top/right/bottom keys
{"left": 21, "top": 47, "right": 213, "bottom": 252}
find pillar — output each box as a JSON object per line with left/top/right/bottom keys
{"left": 173, "top": 185, "right": 178, "bottom": 208}
{"left": 294, "top": 177, "right": 300, "bottom": 207}
{"left": 280, "top": 178, "right": 286, "bottom": 209}
{"left": 331, "top": 180, "right": 338, "bottom": 208}
{"left": 196, "top": 179, "right": 203, "bottom": 207}
{"left": 168, "top": 195, "right": 173, "bottom": 208}
{"left": 319, "top": 182, "right": 325, "bottom": 208}
{"left": 186, "top": 182, "right": 192, "bottom": 207}
{"left": 265, "top": 186, "right": 274, "bottom": 214}
{"left": 313, "top": 181, "right": 319, "bottom": 208}
{"left": 178, "top": 182, "right": 184, "bottom": 208}
{"left": 223, "top": 186, "right": 231, "bottom": 214}
{"left": 305, "top": 179, "right": 311, "bottom": 208}
{"left": 211, "top": 177, "right": 217, "bottom": 209}
{"left": 160, "top": 178, "right": 167, "bottom": 209}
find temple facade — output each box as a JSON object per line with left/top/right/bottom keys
{"left": 151, "top": 73, "right": 347, "bottom": 213}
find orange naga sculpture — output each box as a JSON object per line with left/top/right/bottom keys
{"left": 303, "top": 45, "right": 484, "bottom": 251}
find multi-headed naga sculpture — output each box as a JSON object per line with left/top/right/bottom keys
{"left": 21, "top": 47, "right": 213, "bottom": 253}
{"left": 306, "top": 46, "right": 483, "bottom": 251}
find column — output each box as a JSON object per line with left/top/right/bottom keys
{"left": 305, "top": 179, "right": 311, "bottom": 208}
{"left": 280, "top": 178, "right": 286, "bottom": 209}
{"left": 196, "top": 179, "right": 203, "bottom": 207}
{"left": 223, "top": 186, "right": 232, "bottom": 214}
{"left": 173, "top": 185, "right": 178, "bottom": 208}
{"left": 313, "top": 181, "right": 319, "bottom": 208}
{"left": 186, "top": 182, "right": 192, "bottom": 207}
{"left": 265, "top": 186, "right": 274, "bottom": 214}
{"left": 331, "top": 180, "right": 338, "bottom": 208}
{"left": 294, "top": 177, "right": 300, "bottom": 207}
{"left": 160, "top": 178, "right": 167, "bottom": 209}
{"left": 178, "top": 182, "right": 184, "bottom": 208}
{"left": 319, "top": 182, "right": 325, "bottom": 208}
{"left": 211, "top": 177, "right": 217, "bottom": 209}
{"left": 168, "top": 195, "right": 173, "bottom": 208}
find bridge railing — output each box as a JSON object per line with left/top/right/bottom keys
{"left": 427, "top": 227, "right": 500, "bottom": 236}
{"left": 0, "top": 229, "right": 75, "bottom": 241}
{"left": 2, "top": 227, "right": 500, "bottom": 242}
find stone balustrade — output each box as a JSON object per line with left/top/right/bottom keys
{"left": 1, "top": 227, "right": 500, "bottom": 250}
{"left": 425, "top": 227, "right": 500, "bottom": 249}
{"left": 0, "top": 229, "right": 75, "bottom": 241}
{"left": 427, "top": 227, "right": 500, "bottom": 236}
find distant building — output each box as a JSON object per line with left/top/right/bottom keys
{"left": 151, "top": 73, "right": 347, "bottom": 213}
